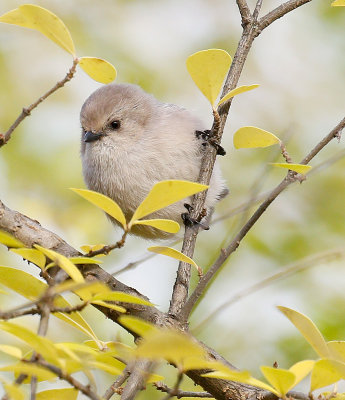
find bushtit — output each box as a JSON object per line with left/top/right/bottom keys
{"left": 80, "top": 83, "right": 227, "bottom": 239}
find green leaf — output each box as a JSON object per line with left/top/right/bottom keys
{"left": 310, "top": 359, "right": 344, "bottom": 391}
{"left": 332, "top": 0, "right": 345, "bottom": 5}
{"left": 0, "top": 345, "right": 22, "bottom": 359}
{"left": 186, "top": 49, "right": 232, "bottom": 106}
{"left": 233, "top": 126, "right": 280, "bottom": 149}
{"left": 0, "top": 5, "right": 75, "bottom": 55}
{"left": 11, "top": 248, "right": 46, "bottom": 268}
{"left": 148, "top": 246, "right": 203, "bottom": 276}
{"left": 36, "top": 389, "right": 78, "bottom": 400}
{"left": 130, "top": 180, "right": 208, "bottom": 223}
{"left": 217, "top": 84, "right": 259, "bottom": 107}
{"left": 132, "top": 219, "right": 180, "bottom": 234}
{"left": 278, "top": 306, "right": 330, "bottom": 358}
{"left": 71, "top": 188, "right": 126, "bottom": 229}
{"left": 34, "top": 245, "right": 84, "bottom": 283}
{"left": 260, "top": 366, "right": 296, "bottom": 397}
{"left": 270, "top": 163, "right": 312, "bottom": 175}
{"left": 0, "top": 322, "right": 59, "bottom": 364}
{"left": 0, "top": 231, "right": 25, "bottom": 248}
{"left": 79, "top": 57, "right": 116, "bottom": 83}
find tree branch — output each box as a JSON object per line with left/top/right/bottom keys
{"left": 0, "top": 58, "right": 79, "bottom": 147}
{"left": 154, "top": 381, "right": 213, "bottom": 398}
{"left": 236, "top": 0, "right": 252, "bottom": 27}
{"left": 181, "top": 116, "right": 345, "bottom": 320}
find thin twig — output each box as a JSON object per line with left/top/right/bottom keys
{"left": 181, "top": 116, "right": 345, "bottom": 320}
{"left": 26, "top": 359, "right": 101, "bottom": 400}
{"left": 253, "top": 0, "right": 264, "bottom": 21}
{"left": 0, "top": 58, "right": 79, "bottom": 147}
{"left": 155, "top": 382, "right": 213, "bottom": 398}
{"left": 0, "top": 306, "right": 40, "bottom": 320}
{"left": 103, "top": 366, "right": 130, "bottom": 400}
{"left": 258, "top": 0, "right": 313, "bottom": 33}
{"left": 85, "top": 231, "right": 128, "bottom": 257}
{"left": 236, "top": 0, "right": 252, "bottom": 26}
{"left": 192, "top": 248, "right": 345, "bottom": 334}
{"left": 162, "top": 372, "right": 184, "bottom": 400}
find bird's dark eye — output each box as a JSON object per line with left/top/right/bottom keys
{"left": 110, "top": 120, "right": 121, "bottom": 130}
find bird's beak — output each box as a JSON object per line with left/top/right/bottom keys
{"left": 84, "top": 131, "right": 104, "bottom": 143}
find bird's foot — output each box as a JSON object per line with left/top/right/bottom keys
{"left": 181, "top": 203, "right": 209, "bottom": 230}
{"left": 195, "top": 129, "right": 226, "bottom": 156}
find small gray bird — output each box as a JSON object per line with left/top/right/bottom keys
{"left": 80, "top": 83, "right": 227, "bottom": 239}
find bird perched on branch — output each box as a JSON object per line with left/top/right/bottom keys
{"left": 80, "top": 83, "right": 227, "bottom": 239}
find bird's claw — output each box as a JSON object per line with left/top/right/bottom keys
{"left": 195, "top": 130, "right": 226, "bottom": 156}
{"left": 182, "top": 204, "right": 209, "bottom": 230}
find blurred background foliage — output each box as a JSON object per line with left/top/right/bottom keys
{"left": 0, "top": 0, "right": 345, "bottom": 397}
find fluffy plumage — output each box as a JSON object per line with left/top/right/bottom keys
{"left": 80, "top": 83, "right": 227, "bottom": 239}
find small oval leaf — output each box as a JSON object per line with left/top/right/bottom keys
{"left": 36, "top": 388, "right": 78, "bottom": 400}
{"left": 310, "top": 359, "right": 344, "bottom": 391}
{"left": 132, "top": 219, "right": 180, "bottom": 234}
{"left": 0, "top": 345, "right": 22, "bottom": 359}
{"left": 234, "top": 126, "right": 280, "bottom": 149}
{"left": 148, "top": 246, "right": 202, "bottom": 276}
{"left": 278, "top": 306, "right": 330, "bottom": 358}
{"left": 0, "top": 5, "right": 75, "bottom": 55}
{"left": 270, "top": 163, "right": 312, "bottom": 175}
{"left": 130, "top": 180, "right": 208, "bottom": 223}
{"left": 186, "top": 49, "right": 232, "bottom": 106}
{"left": 217, "top": 84, "right": 259, "bottom": 107}
{"left": 260, "top": 366, "right": 296, "bottom": 397}
{"left": 69, "top": 256, "right": 102, "bottom": 265}
{"left": 79, "top": 57, "right": 116, "bottom": 84}
{"left": 71, "top": 188, "right": 126, "bottom": 229}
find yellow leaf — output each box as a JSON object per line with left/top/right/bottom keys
{"left": 327, "top": 341, "right": 345, "bottom": 363}
{"left": 79, "top": 57, "right": 116, "bottom": 84}
{"left": 91, "top": 291, "right": 154, "bottom": 307}
{"left": 69, "top": 256, "right": 102, "bottom": 264}
{"left": 3, "top": 382, "right": 25, "bottom": 400}
{"left": 11, "top": 248, "right": 46, "bottom": 268}
{"left": 148, "top": 246, "right": 202, "bottom": 276}
{"left": 0, "top": 5, "right": 75, "bottom": 55}
{"left": 136, "top": 329, "right": 206, "bottom": 370}
{"left": 332, "top": 0, "right": 345, "bottom": 5}
{"left": 270, "top": 163, "right": 312, "bottom": 175}
{"left": 74, "top": 281, "right": 111, "bottom": 300}
{"left": 0, "top": 231, "right": 24, "bottom": 248}
{"left": 34, "top": 245, "right": 84, "bottom": 283}
{"left": 217, "top": 84, "right": 259, "bottom": 107}
{"left": 0, "top": 345, "right": 22, "bottom": 359}
{"left": 289, "top": 360, "right": 315, "bottom": 386}
{"left": 260, "top": 366, "right": 296, "bottom": 397}
{"left": 147, "top": 373, "right": 165, "bottom": 383}
{"left": 0, "top": 363, "right": 56, "bottom": 381}
{"left": 71, "top": 188, "right": 126, "bottom": 230}
{"left": 80, "top": 244, "right": 107, "bottom": 256}
{"left": 310, "top": 359, "right": 344, "bottom": 391}
{"left": 55, "top": 342, "right": 97, "bottom": 357}
{"left": 186, "top": 49, "right": 232, "bottom": 106}
{"left": 132, "top": 219, "right": 180, "bottom": 234}
{"left": 0, "top": 267, "right": 99, "bottom": 344}
{"left": 0, "top": 266, "right": 46, "bottom": 300}
{"left": 278, "top": 306, "right": 330, "bottom": 358}
{"left": 90, "top": 300, "right": 126, "bottom": 313}
{"left": 87, "top": 358, "right": 125, "bottom": 375}
{"left": 119, "top": 316, "right": 158, "bottom": 337}
{"left": 0, "top": 322, "right": 59, "bottom": 364}
{"left": 130, "top": 180, "right": 208, "bottom": 223}
{"left": 37, "top": 389, "right": 78, "bottom": 400}
{"left": 233, "top": 126, "right": 280, "bottom": 149}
